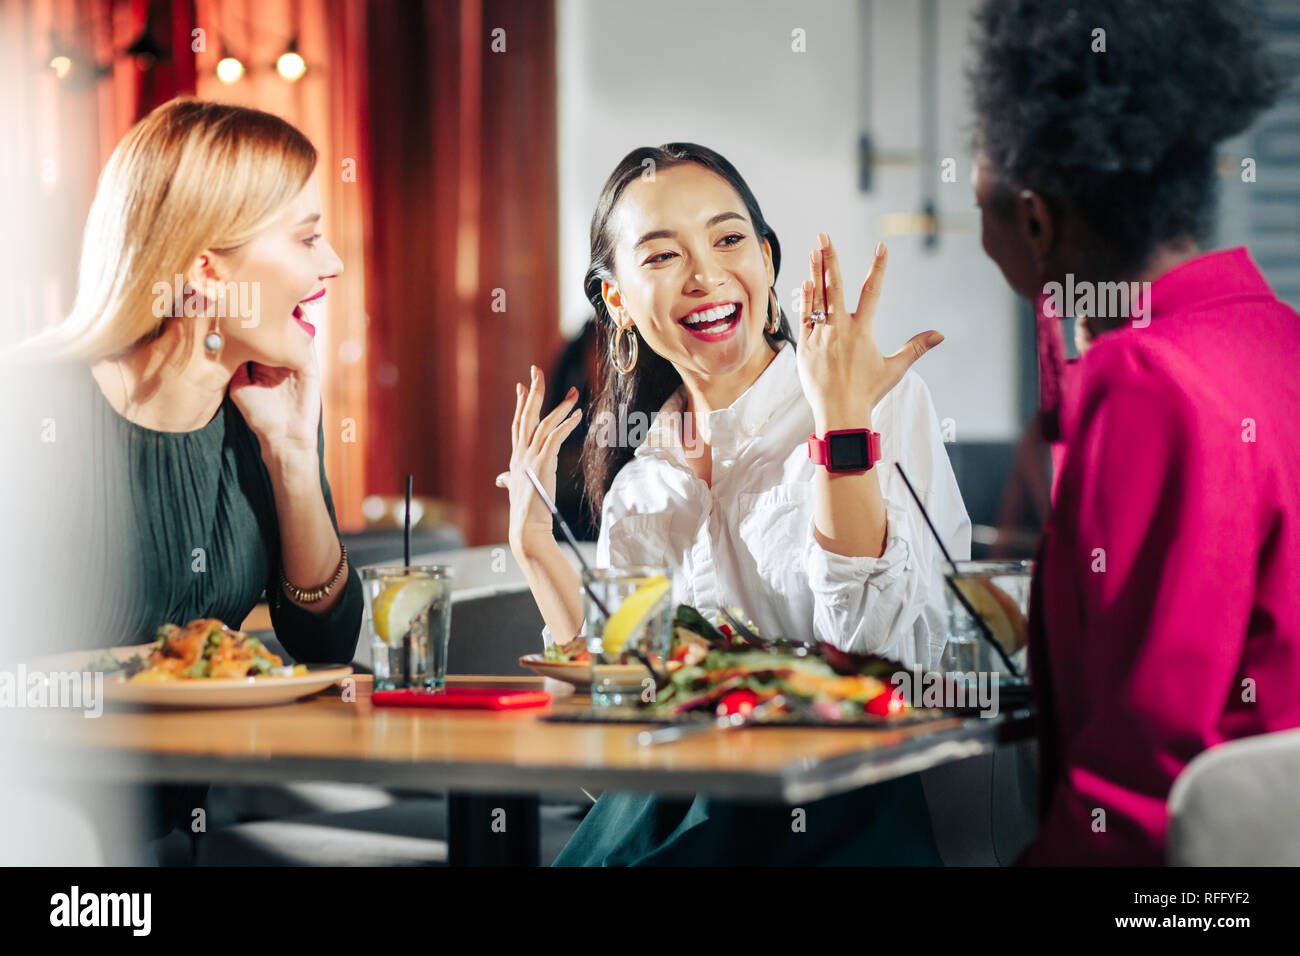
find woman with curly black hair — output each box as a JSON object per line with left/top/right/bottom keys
{"left": 969, "top": 0, "right": 1298, "bottom": 864}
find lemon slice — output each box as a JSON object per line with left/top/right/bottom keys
{"left": 601, "top": 575, "right": 671, "bottom": 658}
{"left": 372, "top": 578, "right": 443, "bottom": 644}
{"left": 952, "top": 578, "right": 1026, "bottom": 653}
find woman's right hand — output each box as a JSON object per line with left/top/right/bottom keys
{"left": 499, "top": 364, "right": 583, "bottom": 558}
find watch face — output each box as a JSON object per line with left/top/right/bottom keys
{"left": 827, "top": 432, "right": 872, "bottom": 471}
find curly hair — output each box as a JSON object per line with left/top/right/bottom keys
{"left": 970, "top": 0, "right": 1291, "bottom": 276}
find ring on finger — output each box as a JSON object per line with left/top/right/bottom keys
{"left": 808, "top": 309, "right": 827, "bottom": 325}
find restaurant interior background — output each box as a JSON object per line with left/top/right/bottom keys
{"left": 0, "top": 0, "right": 1297, "bottom": 871}
{"left": 4, "top": 0, "right": 1296, "bottom": 563}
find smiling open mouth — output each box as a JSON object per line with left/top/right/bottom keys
{"left": 678, "top": 301, "right": 742, "bottom": 341}
{"left": 293, "top": 289, "right": 325, "bottom": 337}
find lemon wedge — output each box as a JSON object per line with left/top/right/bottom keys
{"left": 952, "top": 578, "right": 1026, "bottom": 653}
{"left": 372, "top": 578, "right": 444, "bottom": 644}
{"left": 601, "top": 575, "right": 671, "bottom": 658}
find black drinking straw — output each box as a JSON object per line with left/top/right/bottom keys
{"left": 523, "top": 468, "right": 608, "bottom": 618}
{"left": 523, "top": 468, "right": 668, "bottom": 686}
{"left": 404, "top": 474, "right": 413, "bottom": 566}
{"left": 894, "top": 462, "right": 1020, "bottom": 676}
{"left": 402, "top": 473, "right": 415, "bottom": 687}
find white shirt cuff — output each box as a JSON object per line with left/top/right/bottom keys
{"left": 804, "top": 497, "right": 913, "bottom": 596}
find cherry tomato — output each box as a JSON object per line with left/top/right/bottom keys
{"left": 864, "top": 687, "right": 906, "bottom": 717}
{"left": 572, "top": 650, "right": 590, "bottom": 663}
{"left": 716, "top": 688, "right": 760, "bottom": 718}
{"left": 670, "top": 642, "right": 691, "bottom": 663}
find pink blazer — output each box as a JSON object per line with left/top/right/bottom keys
{"left": 1020, "top": 248, "right": 1300, "bottom": 865}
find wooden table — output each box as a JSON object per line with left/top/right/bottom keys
{"left": 50, "top": 674, "right": 1035, "bottom": 865}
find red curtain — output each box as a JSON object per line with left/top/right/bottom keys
{"left": 364, "top": 0, "right": 560, "bottom": 546}
{"left": 0, "top": 0, "right": 196, "bottom": 349}
{"left": 133, "top": 0, "right": 198, "bottom": 117}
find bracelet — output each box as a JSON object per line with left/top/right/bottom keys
{"left": 280, "top": 541, "right": 349, "bottom": 604}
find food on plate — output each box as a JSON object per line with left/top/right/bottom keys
{"left": 90, "top": 619, "right": 306, "bottom": 681}
{"left": 950, "top": 578, "right": 1028, "bottom": 652}
{"left": 542, "top": 633, "right": 590, "bottom": 664}
{"left": 653, "top": 605, "right": 910, "bottom": 722}
{"left": 537, "top": 602, "right": 914, "bottom": 724}
{"left": 670, "top": 627, "right": 711, "bottom": 667}
{"left": 655, "top": 649, "right": 904, "bottom": 721}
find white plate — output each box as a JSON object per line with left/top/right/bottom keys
{"left": 518, "top": 654, "right": 596, "bottom": 687}
{"left": 518, "top": 654, "right": 680, "bottom": 689}
{"left": 100, "top": 665, "right": 354, "bottom": 709}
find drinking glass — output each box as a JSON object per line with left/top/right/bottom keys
{"left": 941, "top": 560, "right": 1033, "bottom": 679}
{"left": 362, "top": 565, "right": 453, "bottom": 691}
{"left": 583, "top": 566, "right": 674, "bottom": 708}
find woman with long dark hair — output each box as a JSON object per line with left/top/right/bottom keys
{"left": 969, "top": 0, "right": 1298, "bottom": 864}
{"left": 501, "top": 143, "right": 970, "bottom": 864}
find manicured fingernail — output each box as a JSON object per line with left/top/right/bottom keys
{"left": 875, "top": 240, "right": 886, "bottom": 258}
{"left": 567, "top": 386, "right": 577, "bottom": 398}
{"left": 928, "top": 332, "right": 945, "bottom": 347}
{"left": 531, "top": 365, "right": 538, "bottom": 378}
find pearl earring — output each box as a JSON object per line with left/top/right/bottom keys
{"left": 204, "top": 316, "right": 224, "bottom": 355}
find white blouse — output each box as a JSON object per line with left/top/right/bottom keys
{"left": 551, "top": 343, "right": 970, "bottom": 671}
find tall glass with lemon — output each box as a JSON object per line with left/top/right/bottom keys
{"left": 584, "top": 566, "right": 674, "bottom": 708}
{"left": 362, "top": 566, "right": 453, "bottom": 691}
{"left": 942, "top": 560, "right": 1033, "bottom": 679}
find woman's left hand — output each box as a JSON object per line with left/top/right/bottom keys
{"left": 228, "top": 349, "right": 322, "bottom": 463}
{"left": 796, "top": 233, "right": 944, "bottom": 431}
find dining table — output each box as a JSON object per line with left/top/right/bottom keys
{"left": 46, "top": 673, "right": 1036, "bottom": 865}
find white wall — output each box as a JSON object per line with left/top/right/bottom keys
{"left": 557, "top": 0, "right": 1021, "bottom": 440}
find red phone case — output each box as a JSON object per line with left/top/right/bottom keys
{"left": 371, "top": 687, "right": 552, "bottom": 710}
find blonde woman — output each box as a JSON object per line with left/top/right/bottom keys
{"left": 2, "top": 99, "right": 362, "bottom": 855}
{"left": 8, "top": 95, "right": 360, "bottom": 655}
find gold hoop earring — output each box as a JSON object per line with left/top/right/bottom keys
{"left": 611, "top": 321, "right": 638, "bottom": 375}
{"left": 204, "top": 314, "right": 224, "bottom": 356}
{"left": 766, "top": 286, "right": 781, "bottom": 334}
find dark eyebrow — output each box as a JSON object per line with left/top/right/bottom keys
{"left": 296, "top": 213, "right": 321, "bottom": 226}
{"left": 633, "top": 211, "right": 747, "bottom": 249}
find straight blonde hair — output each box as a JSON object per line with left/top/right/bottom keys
{"left": 9, "top": 98, "right": 317, "bottom": 363}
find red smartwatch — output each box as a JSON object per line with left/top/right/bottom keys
{"left": 808, "top": 428, "right": 882, "bottom": 473}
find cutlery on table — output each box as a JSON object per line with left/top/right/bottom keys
{"left": 634, "top": 694, "right": 788, "bottom": 746}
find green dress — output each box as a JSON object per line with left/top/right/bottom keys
{"left": 4, "top": 363, "right": 363, "bottom": 849}
{"left": 8, "top": 363, "right": 362, "bottom": 660}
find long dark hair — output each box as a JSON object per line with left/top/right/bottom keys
{"left": 578, "top": 143, "right": 795, "bottom": 528}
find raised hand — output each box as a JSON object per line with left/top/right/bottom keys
{"left": 498, "top": 364, "right": 583, "bottom": 556}
{"left": 796, "top": 233, "right": 944, "bottom": 431}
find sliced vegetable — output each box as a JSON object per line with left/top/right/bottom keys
{"left": 715, "top": 688, "right": 760, "bottom": 718}
{"left": 673, "top": 604, "right": 727, "bottom": 646}
{"left": 864, "top": 686, "right": 907, "bottom": 717}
